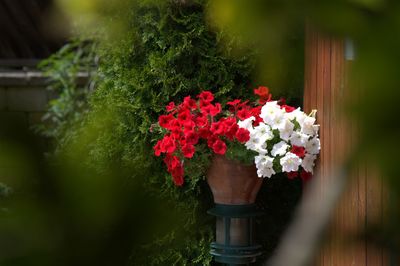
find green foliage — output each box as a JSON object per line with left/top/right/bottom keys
{"left": 78, "top": 1, "right": 257, "bottom": 264}
{"left": 35, "top": 39, "right": 97, "bottom": 151}
{"left": 89, "top": 0, "right": 257, "bottom": 192}
{"left": 225, "top": 140, "right": 258, "bottom": 165}
{"left": 183, "top": 145, "right": 212, "bottom": 190}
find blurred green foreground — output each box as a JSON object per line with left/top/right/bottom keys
{"left": 2, "top": 0, "right": 400, "bottom": 265}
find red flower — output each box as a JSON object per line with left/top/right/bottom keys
{"left": 282, "top": 104, "right": 295, "bottom": 113}
{"left": 153, "top": 140, "right": 163, "bottom": 156}
{"left": 210, "top": 103, "right": 222, "bottom": 116}
{"left": 164, "top": 155, "right": 184, "bottom": 186}
{"left": 254, "top": 117, "right": 263, "bottom": 126}
{"left": 278, "top": 97, "right": 286, "bottom": 105}
{"left": 254, "top": 86, "right": 270, "bottom": 98}
{"left": 167, "top": 158, "right": 184, "bottom": 186}
{"left": 237, "top": 108, "right": 251, "bottom": 120}
{"left": 172, "top": 167, "right": 184, "bottom": 186}
{"left": 183, "top": 96, "right": 197, "bottom": 110}
{"left": 200, "top": 102, "right": 220, "bottom": 117}
{"left": 251, "top": 106, "right": 262, "bottom": 116}
{"left": 223, "top": 117, "right": 236, "bottom": 127}
{"left": 291, "top": 146, "right": 305, "bottom": 158}
{"left": 212, "top": 139, "right": 227, "bottom": 155}
{"left": 250, "top": 106, "right": 263, "bottom": 126}
{"left": 300, "top": 170, "right": 312, "bottom": 183}
{"left": 238, "top": 100, "right": 250, "bottom": 108}
{"left": 199, "top": 102, "right": 212, "bottom": 115}
{"left": 179, "top": 137, "right": 187, "bottom": 147}
{"left": 225, "top": 123, "right": 238, "bottom": 140}
{"left": 198, "top": 91, "right": 214, "bottom": 103}
{"left": 182, "top": 120, "right": 195, "bottom": 131}
{"left": 235, "top": 128, "right": 250, "bottom": 143}
{"left": 222, "top": 118, "right": 238, "bottom": 140}
{"left": 171, "top": 131, "right": 182, "bottom": 140}
{"left": 166, "top": 102, "right": 176, "bottom": 112}
{"left": 258, "top": 98, "right": 267, "bottom": 105}
{"left": 184, "top": 130, "right": 199, "bottom": 145}
{"left": 177, "top": 109, "right": 191, "bottom": 122}
{"left": 198, "top": 127, "right": 211, "bottom": 139}
{"left": 207, "top": 134, "right": 219, "bottom": 148}
{"left": 194, "top": 114, "right": 208, "bottom": 127}
{"left": 160, "top": 135, "right": 176, "bottom": 154}
{"left": 164, "top": 154, "right": 181, "bottom": 172}
{"left": 254, "top": 86, "right": 272, "bottom": 105}
{"left": 158, "top": 114, "right": 174, "bottom": 128}
{"left": 182, "top": 144, "right": 195, "bottom": 158}
{"left": 279, "top": 98, "right": 296, "bottom": 112}
{"left": 286, "top": 171, "right": 298, "bottom": 179}
{"left": 227, "top": 99, "right": 241, "bottom": 106}
{"left": 168, "top": 119, "right": 181, "bottom": 134}
{"left": 210, "top": 121, "right": 226, "bottom": 135}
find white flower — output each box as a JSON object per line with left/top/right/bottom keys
{"left": 289, "top": 131, "right": 309, "bottom": 147}
{"left": 286, "top": 108, "right": 307, "bottom": 125}
{"left": 271, "top": 141, "right": 289, "bottom": 157}
{"left": 253, "top": 145, "right": 269, "bottom": 155}
{"left": 255, "top": 155, "right": 275, "bottom": 178}
{"left": 244, "top": 123, "right": 273, "bottom": 154}
{"left": 246, "top": 133, "right": 269, "bottom": 154}
{"left": 311, "top": 125, "right": 320, "bottom": 136}
{"left": 260, "top": 101, "right": 285, "bottom": 127}
{"left": 255, "top": 154, "right": 273, "bottom": 165}
{"left": 246, "top": 103, "right": 320, "bottom": 177}
{"left": 301, "top": 116, "right": 319, "bottom": 136}
{"left": 305, "top": 137, "right": 320, "bottom": 155}
{"left": 271, "top": 113, "right": 286, "bottom": 130}
{"left": 245, "top": 135, "right": 262, "bottom": 151}
{"left": 238, "top": 116, "right": 255, "bottom": 132}
{"left": 278, "top": 120, "right": 294, "bottom": 141}
{"left": 280, "top": 152, "right": 302, "bottom": 172}
{"left": 257, "top": 168, "right": 276, "bottom": 178}
{"left": 253, "top": 123, "right": 273, "bottom": 142}
{"left": 301, "top": 154, "right": 316, "bottom": 173}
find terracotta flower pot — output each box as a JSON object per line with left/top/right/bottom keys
{"left": 207, "top": 155, "right": 263, "bottom": 205}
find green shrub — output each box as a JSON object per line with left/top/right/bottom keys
{"left": 84, "top": 1, "right": 257, "bottom": 264}
{"left": 35, "top": 39, "right": 97, "bottom": 152}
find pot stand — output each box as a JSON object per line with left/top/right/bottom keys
{"left": 208, "top": 204, "right": 263, "bottom": 265}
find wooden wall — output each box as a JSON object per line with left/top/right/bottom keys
{"left": 303, "top": 26, "right": 387, "bottom": 266}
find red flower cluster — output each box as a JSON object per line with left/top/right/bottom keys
{"left": 286, "top": 169, "right": 312, "bottom": 183}
{"left": 286, "top": 145, "right": 312, "bottom": 183}
{"left": 153, "top": 91, "right": 253, "bottom": 186}
{"left": 154, "top": 88, "right": 301, "bottom": 187}
{"left": 291, "top": 146, "right": 305, "bottom": 158}
{"left": 278, "top": 97, "right": 296, "bottom": 113}
{"left": 254, "top": 86, "right": 272, "bottom": 105}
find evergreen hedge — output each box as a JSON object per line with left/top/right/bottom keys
{"left": 86, "top": 1, "right": 256, "bottom": 264}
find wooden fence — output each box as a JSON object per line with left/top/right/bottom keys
{"left": 303, "top": 26, "right": 388, "bottom": 266}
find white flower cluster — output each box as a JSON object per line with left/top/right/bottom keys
{"left": 238, "top": 101, "right": 320, "bottom": 178}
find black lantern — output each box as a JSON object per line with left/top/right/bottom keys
{"left": 208, "top": 204, "right": 263, "bottom": 265}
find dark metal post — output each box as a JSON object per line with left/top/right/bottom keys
{"left": 208, "top": 204, "right": 263, "bottom": 265}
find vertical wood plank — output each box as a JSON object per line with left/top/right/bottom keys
{"left": 303, "top": 26, "right": 387, "bottom": 266}
{"left": 365, "top": 166, "right": 385, "bottom": 265}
